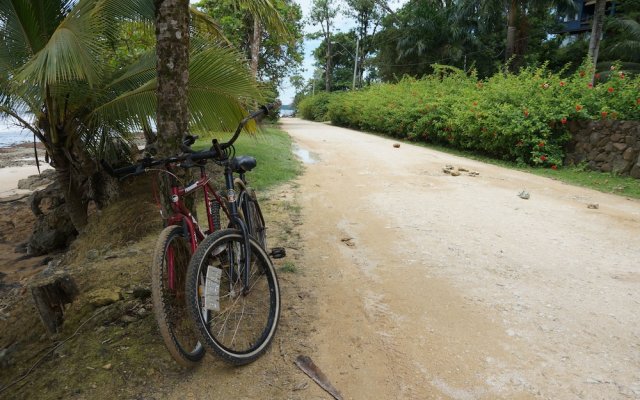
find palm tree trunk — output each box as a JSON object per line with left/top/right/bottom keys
{"left": 588, "top": 0, "right": 606, "bottom": 78}
{"left": 155, "top": 0, "right": 190, "bottom": 157}
{"left": 155, "top": 0, "right": 191, "bottom": 218}
{"left": 49, "top": 143, "right": 88, "bottom": 232}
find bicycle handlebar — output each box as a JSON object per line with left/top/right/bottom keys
{"left": 101, "top": 101, "right": 281, "bottom": 179}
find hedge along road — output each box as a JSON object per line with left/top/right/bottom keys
{"left": 280, "top": 118, "right": 640, "bottom": 399}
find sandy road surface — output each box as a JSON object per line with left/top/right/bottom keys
{"left": 280, "top": 118, "right": 640, "bottom": 399}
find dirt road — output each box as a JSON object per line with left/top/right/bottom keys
{"left": 280, "top": 118, "right": 640, "bottom": 399}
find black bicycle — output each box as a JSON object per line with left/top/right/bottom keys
{"left": 185, "top": 102, "right": 284, "bottom": 365}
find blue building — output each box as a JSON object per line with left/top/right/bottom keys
{"left": 557, "top": 0, "right": 618, "bottom": 34}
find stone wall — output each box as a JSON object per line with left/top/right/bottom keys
{"left": 565, "top": 120, "right": 640, "bottom": 178}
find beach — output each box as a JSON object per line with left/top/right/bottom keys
{"left": 0, "top": 142, "right": 52, "bottom": 198}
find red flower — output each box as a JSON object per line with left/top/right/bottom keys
{"left": 561, "top": 117, "right": 567, "bottom": 124}
{"left": 540, "top": 155, "right": 548, "bottom": 161}
{"left": 524, "top": 109, "right": 529, "bottom": 117}
{"left": 551, "top": 165, "right": 558, "bottom": 170}
{"left": 588, "top": 83, "right": 593, "bottom": 88}
{"left": 637, "top": 98, "right": 640, "bottom": 105}
{"left": 595, "top": 73, "right": 601, "bottom": 79}
{"left": 601, "top": 111, "right": 608, "bottom": 119}
{"left": 559, "top": 81, "right": 566, "bottom": 87}
{"left": 619, "top": 72, "right": 625, "bottom": 79}
{"left": 575, "top": 104, "right": 583, "bottom": 111}
{"left": 538, "top": 141, "right": 545, "bottom": 148}
{"left": 473, "top": 101, "right": 478, "bottom": 106}
{"left": 608, "top": 87, "right": 614, "bottom": 93}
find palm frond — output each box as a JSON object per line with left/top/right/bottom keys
{"left": 16, "top": 0, "right": 104, "bottom": 87}
{"left": 232, "top": 0, "right": 289, "bottom": 38}
{"left": 90, "top": 45, "right": 262, "bottom": 134}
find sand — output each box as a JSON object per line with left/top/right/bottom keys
{"left": 0, "top": 143, "right": 52, "bottom": 198}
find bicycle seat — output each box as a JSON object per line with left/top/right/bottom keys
{"left": 231, "top": 156, "right": 256, "bottom": 173}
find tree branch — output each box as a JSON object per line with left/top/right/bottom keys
{"left": 0, "top": 106, "right": 47, "bottom": 144}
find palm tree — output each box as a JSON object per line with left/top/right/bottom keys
{"left": 0, "top": 0, "right": 264, "bottom": 231}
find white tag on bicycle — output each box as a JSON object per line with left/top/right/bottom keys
{"left": 204, "top": 265, "right": 222, "bottom": 312}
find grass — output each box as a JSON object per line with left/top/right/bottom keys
{"left": 280, "top": 261, "right": 298, "bottom": 273}
{"left": 193, "top": 125, "right": 301, "bottom": 190}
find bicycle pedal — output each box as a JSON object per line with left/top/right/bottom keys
{"left": 269, "top": 247, "right": 286, "bottom": 259}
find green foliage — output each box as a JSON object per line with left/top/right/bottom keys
{"left": 297, "top": 92, "right": 333, "bottom": 121}
{"left": 195, "top": 0, "right": 304, "bottom": 89}
{"left": 303, "top": 63, "right": 640, "bottom": 167}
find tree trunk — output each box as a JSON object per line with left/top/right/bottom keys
{"left": 49, "top": 142, "right": 89, "bottom": 231}
{"left": 325, "top": 31, "right": 332, "bottom": 92}
{"left": 155, "top": 0, "right": 190, "bottom": 158}
{"left": 588, "top": 0, "right": 606, "bottom": 79}
{"left": 505, "top": 0, "right": 518, "bottom": 67}
{"left": 250, "top": 18, "right": 262, "bottom": 78}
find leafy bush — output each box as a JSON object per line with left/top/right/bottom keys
{"left": 297, "top": 92, "right": 333, "bottom": 121}
{"left": 310, "top": 62, "right": 640, "bottom": 167}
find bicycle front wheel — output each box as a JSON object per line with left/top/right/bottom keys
{"left": 152, "top": 225, "right": 204, "bottom": 367}
{"left": 186, "top": 229, "right": 280, "bottom": 365}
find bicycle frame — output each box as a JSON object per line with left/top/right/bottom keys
{"left": 164, "top": 164, "right": 229, "bottom": 290}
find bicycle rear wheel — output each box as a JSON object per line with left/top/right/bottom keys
{"left": 152, "top": 225, "right": 204, "bottom": 367}
{"left": 186, "top": 229, "right": 280, "bottom": 365}
{"left": 241, "top": 188, "right": 266, "bottom": 249}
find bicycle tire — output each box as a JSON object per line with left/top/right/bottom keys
{"left": 152, "top": 225, "right": 205, "bottom": 367}
{"left": 241, "top": 188, "right": 267, "bottom": 249}
{"left": 185, "top": 229, "right": 280, "bottom": 365}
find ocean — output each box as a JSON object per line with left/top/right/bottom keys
{"left": 0, "top": 119, "right": 33, "bottom": 148}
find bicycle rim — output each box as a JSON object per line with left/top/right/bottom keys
{"left": 152, "top": 226, "right": 204, "bottom": 367}
{"left": 187, "top": 229, "right": 279, "bottom": 365}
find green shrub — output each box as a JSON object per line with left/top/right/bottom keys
{"left": 307, "top": 62, "right": 640, "bottom": 167}
{"left": 297, "top": 92, "right": 333, "bottom": 122}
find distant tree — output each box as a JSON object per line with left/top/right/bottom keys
{"left": 310, "top": 0, "right": 339, "bottom": 91}
{"left": 344, "top": 0, "right": 387, "bottom": 87}
{"left": 601, "top": 0, "right": 640, "bottom": 73}
{"left": 196, "top": 0, "right": 302, "bottom": 89}
{"left": 313, "top": 31, "right": 358, "bottom": 91}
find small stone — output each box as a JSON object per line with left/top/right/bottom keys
{"left": 136, "top": 308, "right": 147, "bottom": 317}
{"left": 444, "top": 164, "right": 454, "bottom": 170}
{"left": 468, "top": 171, "right": 480, "bottom": 177}
{"left": 458, "top": 167, "right": 469, "bottom": 172}
{"left": 450, "top": 170, "right": 461, "bottom": 176}
{"left": 88, "top": 287, "right": 122, "bottom": 307}
{"left": 442, "top": 168, "right": 451, "bottom": 174}
{"left": 518, "top": 190, "right": 530, "bottom": 200}
{"left": 102, "top": 363, "right": 112, "bottom": 370}
{"left": 393, "top": 143, "right": 400, "bottom": 148}
{"left": 587, "top": 203, "right": 599, "bottom": 209}
{"left": 293, "top": 381, "right": 309, "bottom": 391}
{"left": 120, "top": 315, "right": 137, "bottom": 323}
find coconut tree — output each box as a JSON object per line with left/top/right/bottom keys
{"left": 0, "top": 0, "right": 269, "bottom": 231}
